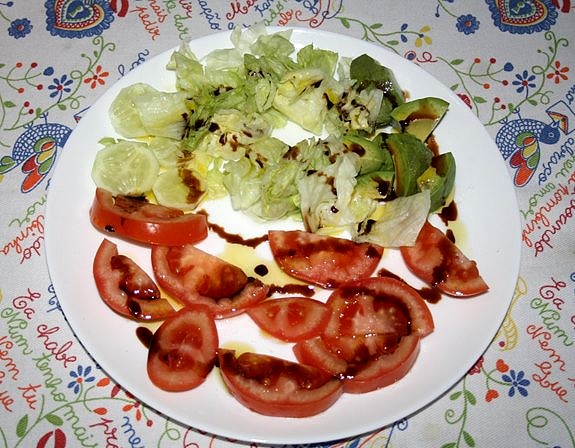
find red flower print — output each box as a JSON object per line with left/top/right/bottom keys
{"left": 546, "top": 60, "right": 569, "bottom": 84}
{"left": 457, "top": 93, "right": 472, "bottom": 109}
{"left": 97, "top": 377, "right": 111, "bottom": 387}
{"left": 468, "top": 356, "right": 484, "bottom": 375}
{"left": 84, "top": 65, "right": 109, "bottom": 89}
{"left": 495, "top": 359, "right": 509, "bottom": 373}
{"left": 122, "top": 399, "right": 154, "bottom": 426}
{"left": 122, "top": 400, "right": 143, "bottom": 421}
{"left": 485, "top": 389, "right": 499, "bottom": 402}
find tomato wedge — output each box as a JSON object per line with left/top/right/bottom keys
{"left": 400, "top": 221, "right": 489, "bottom": 297}
{"left": 218, "top": 349, "right": 343, "bottom": 418}
{"left": 147, "top": 305, "right": 218, "bottom": 392}
{"left": 323, "top": 277, "right": 434, "bottom": 340}
{"left": 341, "top": 333, "right": 421, "bottom": 393}
{"left": 90, "top": 187, "right": 208, "bottom": 246}
{"left": 268, "top": 230, "right": 384, "bottom": 288}
{"left": 93, "top": 238, "right": 176, "bottom": 321}
{"left": 247, "top": 297, "right": 330, "bottom": 342}
{"left": 296, "top": 334, "right": 421, "bottom": 393}
{"left": 293, "top": 337, "right": 348, "bottom": 377}
{"left": 294, "top": 277, "right": 432, "bottom": 393}
{"left": 151, "top": 244, "right": 269, "bottom": 319}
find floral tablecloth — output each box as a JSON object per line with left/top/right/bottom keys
{"left": 1, "top": 1, "right": 574, "bottom": 447}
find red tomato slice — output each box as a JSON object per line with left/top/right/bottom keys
{"left": 247, "top": 297, "right": 330, "bottom": 342}
{"left": 342, "top": 333, "right": 421, "bottom": 393}
{"left": 151, "top": 244, "right": 269, "bottom": 319}
{"left": 295, "top": 277, "right": 432, "bottom": 393}
{"left": 147, "top": 305, "right": 218, "bottom": 392}
{"left": 293, "top": 333, "right": 421, "bottom": 394}
{"left": 218, "top": 349, "right": 343, "bottom": 418}
{"left": 322, "top": 333, "right": 402, "bottom": 364}
{"left": 93, "top": 238, "right": 176, "bottom": 321}
{"left": 323, "top": 277, "right": 434, "bottom": 340}
{"left": 293, "top": 337, "right": 348, "bottom": 376}
{"left": 90, "top": 187, "right": 208, "bottom": 246}
{"left": 268, "top": 230, "right": 384, "bottom": 288}
{"left": 400, "top": 221, "right": 489, "bottom": 297}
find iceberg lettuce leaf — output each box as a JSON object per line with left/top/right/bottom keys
{"left": 298, "top": 152, "right": 361, "bottom": 232}
{"left": 109, "top": 83, "right": 188, "bottom": 139}
{"left": 272, "top": 68, "right": 334, "bottom": 134}
{"left": 353, "top": 190, "right": 431, "bottom": 247}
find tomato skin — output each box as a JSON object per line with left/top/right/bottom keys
{"left": 342, "top": 333, "right": 421, "bottom": 394}
{"left": 400, "top": 221, "right": 489, "bottom": 297}
{"left": 322, "top": 333, "right": 401, "bottom": 364}
{"left": 247, "top": 297, "right": 330, "bottom": 342}
{"left": 147, "top": 305, "right": 218, "bottom": 392}
{"left": 218, "top": 349, "right": 343, "bottom": 418}
{"left": 293, "top": 334, "right": 421, "bottom": 394}
{"left": 93, "top": 238, "right": 176, "bottom": 321}
{"left": 293, "top": 277, "right": 432, "bottom": 394}
{"left": 293, "top": 337, "right": 348, "bottom": 376}
{"left": 151, "top": 244, "right": 269, "bottom": 319}
{"left": 268, "top": 230, "right": 384, "bottom": 288}
{"left": 324, "top": 277, "right": 434, "bottom": 340}
{"left": 90, "top": 188, "right": 208, "bottom": 246}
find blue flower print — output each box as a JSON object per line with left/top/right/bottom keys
{"left": 400, "top": 23, "right": 408, "bottom": 43}
{"left": 8, "top": 18, "right": 32, "bottom": 38}
{"left": 48, "top": 74, "right": 74, "bottom": 101}
{"left": 456, "top": 14, "right": 480, "bottom": 35}
{"left": 512, "top": 70, "right": 537, "bottom": 94}
{"left": 502, "top": 369, "right": 530, "bottom": 397}
{"left": 67, "top": 365, "right": 96, "bottom": 394}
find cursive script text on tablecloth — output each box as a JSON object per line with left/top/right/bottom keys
{"left": 1, "top": 214, "right": 44, "bottom": 265}
{"left": 526, "top": 275, "right": 574, "bottom": 404}
{"left": 130, "top": 5, "right": 162, "bottom": 40}
{"left": 521, "top": 169, "right": 575, "bottom": 257}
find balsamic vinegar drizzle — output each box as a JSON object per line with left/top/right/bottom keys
{"left": 378, "top": 267, "right": 443, "bottom": 304}
{"left": 197, "top": 209, "right": 269, "bottom": 248}
{"left": 136, "top": 326, "right": 154, "bottom": 349}
{"left": 136, "top": 203, "right": 458, "bottom": 346}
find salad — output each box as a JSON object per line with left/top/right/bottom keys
{"left": 91, "top": 25, "right": 455, "bottom": 248}
{"left": 87, "top": 26, "right": 488, "bottom": 420}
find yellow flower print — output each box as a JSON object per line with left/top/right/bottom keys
{"left": 415, "top": 25, "right": 432, "bottom": 47}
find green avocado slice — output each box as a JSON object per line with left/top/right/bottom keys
{"left": 390, "top": 97, "right": 449, "bottom": 141}
{"left": 386, "top": 132, "right": 433, "bottom": 197}
{"left": 355, "top": 169, "right": 395, "bottom": 200}
{"left": 342, "top": 132, "right": 393, "bottom": 175}
{"left": 417, "top": 152, "right": 456, "bottom": 212}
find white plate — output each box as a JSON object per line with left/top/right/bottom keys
{"left": 45, "top": 27, "right": 521, "bottom": 445}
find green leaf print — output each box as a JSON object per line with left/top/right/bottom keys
{"left": 16, "top": 415, "right": 28, "bottom": 438}
{"left": 45, "top": 413, "right": 64, "bottom": 426}
{"left": 463, "top": 430, "right": 476, "bottom": 447}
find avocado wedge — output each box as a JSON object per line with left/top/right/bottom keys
{"left": 342, "top": 132, "right": 393, "bottom": 175}
{"left": 386, "top": 132, "right": 433, "bottom": 197}
{"left": 417, "top": 152, "right": 456, "bottom": 212}
{"left": 390, "top": 97, "right": 449, "bottom": 141}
